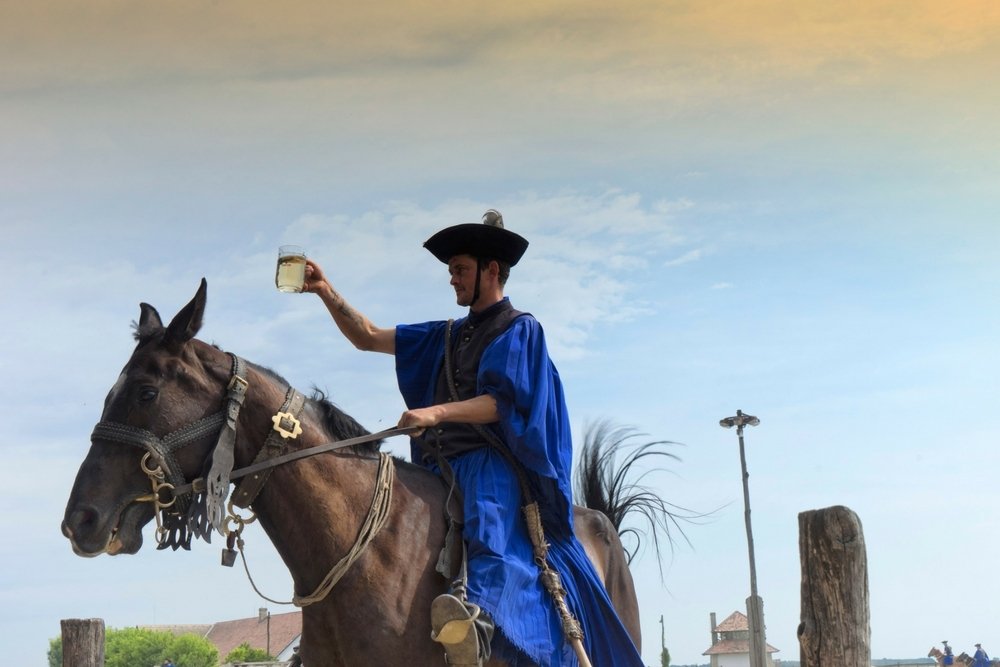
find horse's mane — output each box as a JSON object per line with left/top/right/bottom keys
{"left": 574, "top": 421, "right": 713, "bottom": 571}
{"left": 308, "top": 388, "right": 382, "bottom": 455}
{"left": 248, "top": 362, "right": 382, "bottom": 456}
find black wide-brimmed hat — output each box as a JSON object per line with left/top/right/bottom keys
{"left": 423, "top": 210, "right": 528, "bottom": 266}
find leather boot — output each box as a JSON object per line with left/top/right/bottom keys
{"left": 430, "top": 593, "right": 494, "bottom": 666}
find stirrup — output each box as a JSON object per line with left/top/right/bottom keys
{"left": 431, "top": 594, "right": 482, "bottom": 666}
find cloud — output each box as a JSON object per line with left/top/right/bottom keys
{"left": 319, "top": 193, "right": 684, "bottom": 359}
{"left": 8, "top": 1, "right": 997, "bottom": 101}
{"left": 665, "top": 249, "right": 704, "bottom": 267}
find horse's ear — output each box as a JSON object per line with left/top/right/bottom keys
{"left": 164, "top": 278, "right": 207, "bottom": 350}
{"left": 135, "top": 303, "right": 164, "bottom": 341}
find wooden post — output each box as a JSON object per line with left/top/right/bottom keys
{"left": 798, "top": 506, "right": 870, "bottom": 667}
{"left": 746, "top": 594, "right": 767, "bottom": 667}
{"left": 61, "top": 618, "right": 105, "bottom": 667}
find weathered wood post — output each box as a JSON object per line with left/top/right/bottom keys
{"left": 798, "top": 505, "right": 870, "bottom": 667}
{"left": 61, "top": 618, "right": 105, "bottom": 667}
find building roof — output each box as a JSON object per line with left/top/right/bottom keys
{"left": 705, "top": 610, "right": 779, "bottom": 655}
{"left": 142, "top": 623, "right": 213, "bottom": 638}
{"left": 143, "top": 611, "right": 302, "bottom": 661}
{"left": 205, "top": 611, "right": 302, "bottom": 660}
{"left": 714, "top": 610, "right": 749, "bottom": 632}
{"left": 703, "top": 638, "right": 780, "bottom": 656}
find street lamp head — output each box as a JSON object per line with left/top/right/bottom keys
{"left": 720, "top": 412, "right": 760, "bottom": 429}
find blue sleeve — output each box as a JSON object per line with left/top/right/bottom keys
{"left": 395, "top": 320, "right": 448, "bottom": 409}
{"left": 395, "top": 320, "right": 449, "bottom": 464}
{"left": 477, "top": 316, "right": 574, "bottom": 521}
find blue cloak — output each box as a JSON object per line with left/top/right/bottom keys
{"left": 395, "top": 309, "right": 644, "bottom": 666}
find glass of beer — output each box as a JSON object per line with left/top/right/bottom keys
{"left": 275, "top": 245, "right": 307, "bottom": 293}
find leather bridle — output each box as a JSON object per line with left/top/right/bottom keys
{"left": 90, "top": 352, "right": 415, "bottom": 550}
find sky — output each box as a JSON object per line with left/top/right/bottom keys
{"left": 2, "top": 1, "right": 999, "bottom": 665}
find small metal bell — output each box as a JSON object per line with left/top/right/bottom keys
{"left": 221, "top": 532, "right": 238, "bottom": 567}
{"left": 221, "top": 548, "right": 237, "bottom": 567}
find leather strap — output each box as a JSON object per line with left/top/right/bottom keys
{"left": 205, "top": 355, "right": 249, "bottom": 533}
{"left": 230, "top": 387, "right": 306, "bottom": 509}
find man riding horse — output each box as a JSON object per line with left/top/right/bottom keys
{"left": 303, "top": 211, "right": 644, "bottom": 666}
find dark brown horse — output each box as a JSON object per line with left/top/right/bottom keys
{"left": 62, "top": 280, "right": 672, "bottom": 666}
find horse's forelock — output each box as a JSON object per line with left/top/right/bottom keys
{"left": 131, "top": 321, "right": 164, "bottom": 346}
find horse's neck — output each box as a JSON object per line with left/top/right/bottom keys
{"left": 255, "top": 450, "right": 382, "bottom": 590}
{"left": 231, "top": 373, "right": 392, "bottom": 594}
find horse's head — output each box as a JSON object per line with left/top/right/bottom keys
{"left": 62, "top": 279, "right": 234, "bottom": 556}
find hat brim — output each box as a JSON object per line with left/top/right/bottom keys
{"left": 424, "top": 223, "right": 528, "bottom": 266}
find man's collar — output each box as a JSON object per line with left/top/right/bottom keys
{"left": 467, "top": 297, "right": 511, "bottom": 325}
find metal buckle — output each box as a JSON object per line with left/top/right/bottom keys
{"left": 271, "top": 411, "right": 303, "bottom": 439}
{"left": 228, "top": 374, "right": 249, "bottom": 393}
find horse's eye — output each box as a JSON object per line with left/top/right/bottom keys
{"left": 138, "top": 386, "right": 159, "bottom": 402}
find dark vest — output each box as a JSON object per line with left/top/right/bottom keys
{"left": 422, "top": 299, "right": 526, "bottom": 461}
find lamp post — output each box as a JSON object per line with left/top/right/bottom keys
{"left": 720, "top": 409, "right": 767, "bottom": 667}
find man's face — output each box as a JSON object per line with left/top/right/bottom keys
{"left": 448, "top": 254, "right": 480, "bottom": 307}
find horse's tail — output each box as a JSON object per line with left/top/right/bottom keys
{"left": 574, "top": 420, "right": 709, "bottom": 567}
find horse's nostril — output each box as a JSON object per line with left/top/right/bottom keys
{"left": 65, "top": 504, "right": 100, "bottom": 535}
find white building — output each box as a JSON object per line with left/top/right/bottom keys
{"left": 703, "top": 610, "right": 780, "bottom": 667}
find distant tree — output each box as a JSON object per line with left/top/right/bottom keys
{"left": 105, "top": 627, "right": 173, "bottom": 667}
{"left": 168, "top": 633, "right": 218, "bottom": 667}
{"left": 49, "top": 627, "right": 216, "bottom": 667}
{"left": 661, "top": 646, "right": 671, "bottom": 667}
{"left": 47, "top": 636, "right": 62, "bottom": 667}
{"left": 225, "top": 641, "right": 274, "bottom": 663}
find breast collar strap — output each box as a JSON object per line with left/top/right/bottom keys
{"left": 229, "top": 386, "right": 307, "bottom": 510}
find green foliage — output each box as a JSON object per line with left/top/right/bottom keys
{"left": 47, "top": 636, "right": 62, "bottom": 667}
{"left": 168, "top": 633, "right": 219, "bottom": 667}
{"left": 661, "top": 646, "right": 671, "bottom": 667}
{"left": 224, "top": 642, "right": 274, "bottom": 663}
{"left": 48, "top": 627, "right": 217, "bottom": 667}
{"left": 105, "top": 627, "right": 173, "bottom": 667}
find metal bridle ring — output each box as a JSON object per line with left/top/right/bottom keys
{"left": 140, "top": 452, "right": 165, "bottom": 478}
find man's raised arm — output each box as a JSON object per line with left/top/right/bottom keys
{"left": 303, "top": 259, "right": 395, "bottom": 355}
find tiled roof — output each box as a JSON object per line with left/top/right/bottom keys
{"left": 703, "top": 638, "right": 780, "bottom": 656}
{"left": 205, "top": 611, "right": 302, "bottom": 660}
{"left": 714, "top": 610, "right": 749, "bottom": 632}
{"left": 145, "top": 612, "right": 303, "bottom": 660}
{"left": 142, "top": 623, "right": 213, "bottom": 639}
